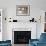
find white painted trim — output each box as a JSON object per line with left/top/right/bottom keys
{"left": 0, "top": 9, "right": 3, "bottom": 41}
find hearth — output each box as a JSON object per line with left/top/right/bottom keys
{"left": 14, "top": 31, "right": 31, "bottom": 44}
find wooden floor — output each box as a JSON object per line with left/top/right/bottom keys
{"left": 12, "top": 44, "right": 29, "bottom": 46}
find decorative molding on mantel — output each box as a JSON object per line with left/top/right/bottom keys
{"left": 12, "top": 28, "right": 31, "bottom": 31}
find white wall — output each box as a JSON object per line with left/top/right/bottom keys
{"left": 0, "top": 0, "right": 46, "bottom": 11}
{"left": 2, "top": 9, "right": 8, "bottom": 40}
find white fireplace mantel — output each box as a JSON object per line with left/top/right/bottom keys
{"left": 12, "top": 22, "right": 37, "bottom": 39}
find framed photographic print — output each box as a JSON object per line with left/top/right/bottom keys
{"left": 16, "top": 5, "right": 30, "bottom": 16}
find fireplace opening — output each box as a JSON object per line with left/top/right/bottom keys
{"left": 14, "top": 31, "right": 31, "bottom": 44}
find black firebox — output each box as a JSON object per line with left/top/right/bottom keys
{"left": 14, "top": 31, "right": 31, "bottom": 44}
